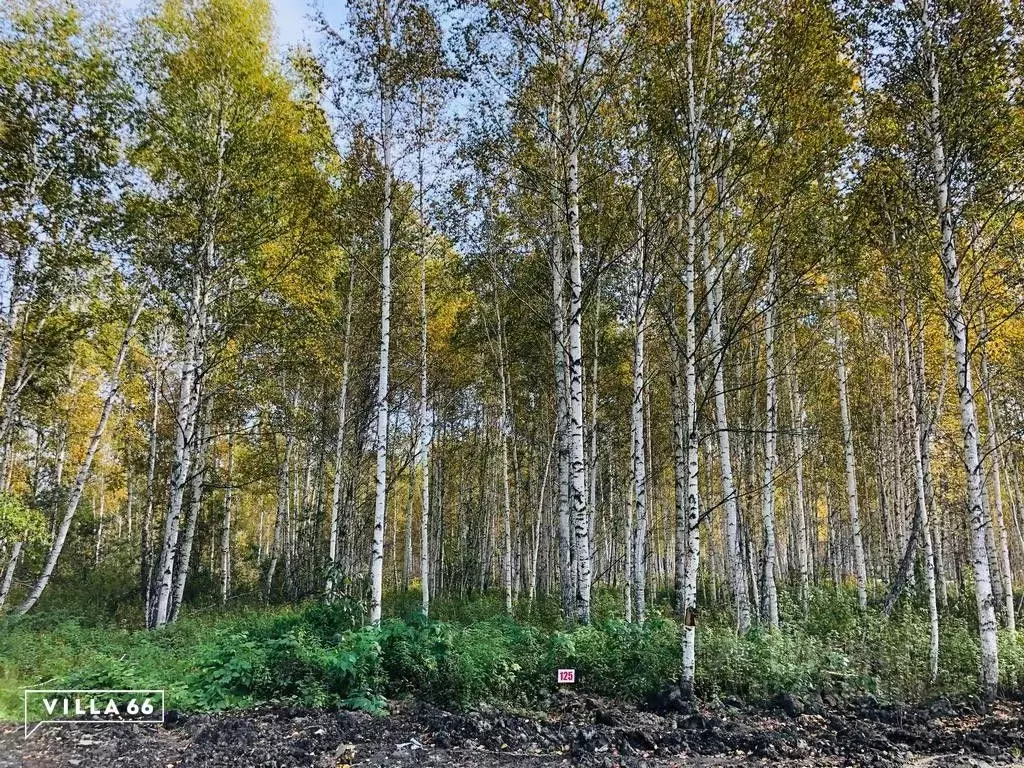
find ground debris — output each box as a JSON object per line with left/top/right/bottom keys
{"left": 1, "top": 697, "right": 1022, "bottom": 767}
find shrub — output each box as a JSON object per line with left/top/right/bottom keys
{"left": 3, "top": 588, "right": 1022, "bottom": 722}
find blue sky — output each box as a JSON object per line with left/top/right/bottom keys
{"left": 113, "top": 0, "right": 318, "bottom": 50}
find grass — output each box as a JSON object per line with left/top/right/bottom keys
{"left": 0, "top": 585, "right": 1021, "bottom": 721}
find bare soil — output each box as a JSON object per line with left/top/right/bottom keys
{"left": 1, "top": 693, "right": 1022, "bottom": 767}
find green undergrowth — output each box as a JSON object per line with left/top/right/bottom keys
{"left": 0, "top": 588, "right": 1021, "bottom": 721}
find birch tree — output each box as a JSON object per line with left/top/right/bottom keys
{"left": 138, "top": 0, "right": 323, "bottom": 627}
{"left": 760, "top": 255, "right": 779, "bottom": 630}
{"left": 630, "top": 188, "right": 650, "bottom": 623}
{"left": 917, "top": 0, "right": 1000, "bottom": 697}
{"left": 834, "top": 298, "right": 869, "bottom": 612}
{"left": 16, "top": 298, "right": 143, "bottom": 615}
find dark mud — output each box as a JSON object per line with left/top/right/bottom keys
{"left": 2, "top": 693, "right": 1022, "bottom": 767}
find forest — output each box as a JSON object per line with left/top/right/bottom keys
{"left": 1, "top": 0, "right": 1024, "bottom": 764}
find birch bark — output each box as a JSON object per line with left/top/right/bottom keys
{"left": 152, "top": 280, "right": 205, "bottom": 628}
{"left": 902, "top": 309, "right": 940, "bottom": 681}
{"left": 922, "top": 0, "right": 999, "bottom": 696}
{"left": 980, "top": 330, "right": 1015, "bottom": 634}
{"left": 16, "top": 300, "right": 142, "bottom": 615}
{"left": 418, "top": 129, "right": 432, "bottom": 615}
{"left": 220, "top": 424, "right": 234, "bottom": 604}
{"left": 566, "top": 104, "right": 591, "bottom": 624}
{"left": 705, "top": 165, "right": 749, "bottom": 632}
{"left": 630, "top": 188, "right": 648, "bottom": 624}
{"left": 171, "top": 404, "right": 210, "bottom": 622}
{"left": 548, "top": 92, "right": 574, "bottom": 624}
{"left": 497, "top": 293, "right": 514, "bottom": 615}
{"left": 761, "top": 256, "right": 779, "bottom": 630}
{"left": 369, "top": 0, "right": 394, "bottom": 626}
{"left": 835, "top": 301, "right": 868, "bottom": 611}
{"left": 786, "top": 331, "right": 810, "bottom": 613}
{"left": 680, "top": 0, "right": 702, "bottom": 681}
{"left": 327, "top": 268, "right": 356, "bottom": 598}
{"left": 142, "top": 359, "right": 161, "bottom": 625}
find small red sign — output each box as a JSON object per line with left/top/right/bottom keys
{"left": 557, "top": 668, "right": 575, "bottom": 684}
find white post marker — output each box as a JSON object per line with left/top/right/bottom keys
{"left": 557, "top": 668, "right": 575, "bottom": 684}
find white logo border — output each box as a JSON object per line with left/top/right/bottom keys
{"left": 23, "top": 689, "right": 165, "bottom": 739}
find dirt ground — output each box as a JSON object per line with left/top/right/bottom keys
{"left": 1, "top": 693, "right": 1022, "bottom": 767}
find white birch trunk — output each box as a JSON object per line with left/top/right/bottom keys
{"left": 625, "top": 476, "right": 634, "bottom": 623}
{"left": 630, "top": 191, "right": 648, "bottom": 624}
{"left": 787, "top": 332, "right": 810, "bottom": 614}
{"left": 981, "top": 342, "right": 1015, "bottom": 634}
{"left": 220, "top": 425, "right": 233, "bottom": 604}
{"left": 923, "top": 0, "right": 999, "bottom": 696}
{"left": 548, "top": 93, "right": 574, "bottom": 624}
{"left": 680, "top": 206, "right": 701, "bottom": 687}
{"left": 589, "top": 283, "right": 600, "bottom": 594}
{"left": 921, "top": 312, "right": 948, "bottom": 608}
{"left": 835, "top": 304, "right": 868, "bottom": 611}
{"left": 902, "top": 309, "right": 940, "bottom": 681}
{"left": 370, "top": 38, "right": 394, "bottom": 625}
{"left": 152, "top": 271, "right": 206, "bottom": 629}
{"left": 496, "top": 295, "right": 514, "bottom": 614}
{"left": 680, "top": 1, "right": 702, "bottom": 681}
{"left": 403, "top": 466, "right": 413, "bottom": 591}
{"left": 418, "top": 190, "right": 431, "bottom": 617}
{"left": 16, "top": 301, "right": 142, "bottom": 615}
{"left": 266, "top": 388, "right": 297, "bottom": 598}
{"left": 671, "top": 345, "right": 686, "bottom": 613}
{"left": 532, "top": 431, "right": 556, "bottom": 603}
{"left": 761, "top": 256, "right": 779, "bottom": 630}
{"left": 267, "top": 447, "right": 287, "bottom": 596}
{"left": 142, "top": 362, "right": 161, "bottom": 626}
{"left": 566, "top": 106, "right": 591, "bottom": 624}
{"left": 328, "top": 268, "right": 356, "bottom": 598}
{"left": 0, "top": 541, "right": 23, "bottom": 610}
{"left": 152, "top": 319, "right": 201, "bottom": 625}
{"left": 171, "top": 405, "right": 209, "bottom": 622}
{"left": 706, "top": 166, "right": 749, "bottom": 633}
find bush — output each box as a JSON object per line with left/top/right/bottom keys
{"left": 551, "top": 618, "right": 678, "bottom": 698}
{"left": 2, "top": 588, "right": 1022, "bottom": 722}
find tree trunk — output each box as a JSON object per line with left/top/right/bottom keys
{"left": 980, "top": 331, "right": 1015, "bottom": 635}
{"left": 761, "top": 255, "right": 779, "bottom": 630}
{"left": 496, "top": 292, "right": 514, "bottom": 615}
{"left": 370, "top": 33, "right": 394, "bottom": 625}
{"left": 835, "top": 301, "right": 868, "bottom": 612}
{"left": 171, "top": 403, "right": 210, "bottom": 622}
{"left": 680, "top": 184, "right": 701, "bottom": 688}
{"left": 418, "top": 155, "right": 432, "bottom": 615}
{"left": 152, "top": 277, "right": 206, "bottom": 628}
{"left": 16, "top": 301, "right": 142, "bottom": 615}
{"left": 404, "top": 456, "right": 413, "bottom": 592}
{"left": 705, "top": 165, "right": 749, "bottom": 633}
{"left": 902, "top": 308, "right": 940, "bottom": 681}
{"left": 142, "top": 363, "right": 161, "bottom": 625}
{"left": 631, "top": 188, "right": 648, "bottom": 625}
{"left": 94, "top": 487, "right": 104, "bottom": 566}
{"left": 565, "top": 103, "right": 591, "bottom": 625}
{"left": 266, "top": 390, "right": 297, "bottom": 600}
{"left": 549, "top": 94, "right": 575, "bottom": 625}
{"left": 787, "top": 330, "right": 810, "bottom": 613}
{"left": 923, "top": 0, "right": 999, "bottom": 697}
{"left": 220, "top": 423, "right": 233, "bottom": 604}
{"left": 327, "top": 268, "right": 356, "bottom": 598}
{"left": 0, "top": 541, "right": 23, "bottom": 610}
